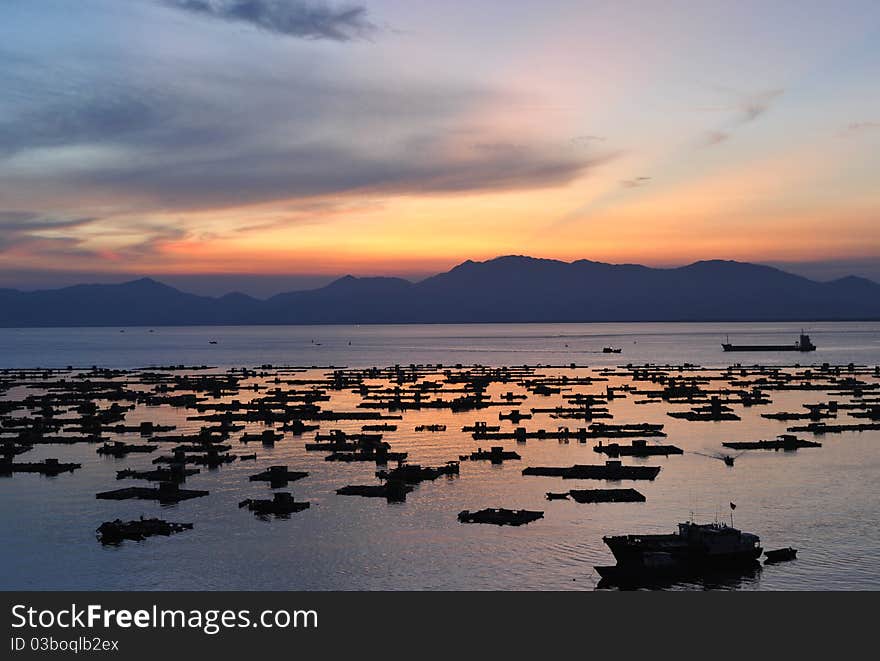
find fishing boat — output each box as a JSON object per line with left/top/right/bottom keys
{"left": 595, "top": 520, "right": 762, "bottom": 582}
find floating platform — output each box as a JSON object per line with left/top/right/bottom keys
{"left": 522, "top": 460, "right": 661, "bottom": 480}
{"left": 336, "top": 481, "right": 413, "bottom": 502}
{"left": 361, "top": 424, "right": 397, "bottom": 432}
{"left": 414, "top": 424, "right": 446, "bottom": 432}
{"left": 0, "top": 458, "right": 81, "bottom": 476}
{"left": 786, "top": 422, "right": 880, "bottom": 434}
{"left": 568, "top": 488, "right": 646, "bottom": 503}
{"left": 96, "top": 441, "right": 158, "bottom": 457}
{"left": 376, "top": 462, "right": 458, "bottom": 483}
{"left": 239, "top": 492, "right": 310, "bottom": 517}
{"left": 723, "top": 434, "right": 821, "bottom": 451}
{"left": 594, "top": 440, "right": 683, "bottom": 457}
{"left": 249, "top": 465, "right": 308, "bottom": 487}
{"left": 96, "top": 518, "right": 193, "bottom": 544}
{"left": 461, "top": 446, "right": 521, "bottom": 463}
{"left": 473, "top": 424, "right": 666, "bottom": 443}
{"left": 116, "top": 466, "right": 199, "bottom": 482}
{"left": 96, "top": 482, "right": 209, "bottom": 503}
{"left": 462, "top": 422, "right": 501, "bottom": 433}
{"left": 499, "top": 411, "right": 531, "bottom": 423}
{"left": 240, "top": 430, "right": 284, "bottom": 445}
{"left": 457, "top": 508, "right": 544, "bottom": 526}
{"left": 325, "top": 450, "right": 407, "bottom": 464}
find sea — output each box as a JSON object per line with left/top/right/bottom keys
{"left": 1, "top": 321, "right": 879, "bottom": 590}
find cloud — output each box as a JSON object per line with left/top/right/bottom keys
{"left": 0, "top": 1, "right": 611, "bottom": 254}
{"left": 0, "top": 62, "right": 609, "bottom": 209}
{"left": 157, "top": 0, "right": 376, "bottom": 41}
{"left": 840, "top": 121, "right": 880, "bottom": 136}
{"left": 697, "top": 87, "right": 783, "bottom": 147}
{"left": 700, "top": 130, "right": 729, "bottom": 147}
{"left": 0, "top": 212, "right": 96, "bottom": 251}
{"left": 0, "top": 210, "right": 187, "bottom": 264}
{"left": 620, "top": 176, "right": 651, "bottom": 188}
{"left": 738, "top": 88, "right": 783, "bottom": 124}
{"left": 569, "top": 135, "right": 605, "bottom": 146}
{"left": 0, "top": 210, "right": 95, "bottom": 239}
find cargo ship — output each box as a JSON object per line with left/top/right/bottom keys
{"left": 722, "top": 332, "right": 816, "bottom": 352}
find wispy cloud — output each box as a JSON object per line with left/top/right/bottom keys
{"left": 0, "top": 216, "right": 95, "bottom": 257}
{"left": 156, "top": 0, "right": 376, "bottom": 41}
{"left": 697, "top": 87, "right": 784, "bottom": 148}
{"left": 0, "top": 61, "right": 608, "bottom": 208}
{"left": 620, "top": 176, "right": 651, "bottom": 188}
{"left": 839, "top": 121, "right": 880, "bottom": 136}
{"left": 0, "top": 212, "right": 96, "bottom": 250}
{"left": 700, "top": 130, "right": 729, "bottom": 146}
{"left": 738, "top": 88, "right": 783, "bottom": 124}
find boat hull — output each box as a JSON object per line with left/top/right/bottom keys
{"left": 722, "top": 344, "right": 814, "bottom": 352}
{"left": 595, "top": 560, "right": 762, "bottom": 588}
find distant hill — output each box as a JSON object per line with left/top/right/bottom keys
{"left": 1, "top": 257, "right": 878, "bottom": 327}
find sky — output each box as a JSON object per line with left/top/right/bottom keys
{"left": 1, "top": 0, "right": 879, "bottom": 296}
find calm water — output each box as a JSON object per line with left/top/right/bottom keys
{"left": 1, "top": 322, "right": 879, "bottom": 591}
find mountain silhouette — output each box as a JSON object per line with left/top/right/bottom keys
{"left": 1, "top": 256, "right": 878, "bottom": 327}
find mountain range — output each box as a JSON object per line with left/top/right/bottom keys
{"left": 1, "top": 256, "right": 878, "bottom": 327}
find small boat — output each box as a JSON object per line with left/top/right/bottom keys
{"left": 764, "top": 547, "right": 797, "bottom": 563}
{"left": 545, "top": 492, "right": 570, "bottom": 500}
{"left": 602, "top": 346, "right": 622, "bottom": 354}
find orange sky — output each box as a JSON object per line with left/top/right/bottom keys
{"left": 1, "top": 1, "right": 878, "bottom": 287}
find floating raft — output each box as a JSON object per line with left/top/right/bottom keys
{"left": 240, "top": 430, "right": 284, "bottom": 445}
{"left": 375, "top": 462, "right": 458, "bottom": 483}
{"left": 522, "top": 460, "right": 661, "bottom": 480}
{"left": 325, "top": 450, "right": 407, "bottom": 464}
{"left": 171, "top": 443, "right": 232, "bottom": 453}
{"left": 116, "top": 466, "right": 200, "bottom": 482}
{"left": 239, "top": 492, "right": 310, "bottom": 517}
{"left": 461, "top": 446, "right": 521, "bottom": 463}
{"left": 361, "top": 423, "right": 398, "bottom": 432}
{"left": 723, "top": 434, "right": 821, "bottom": 451}
{"left": 249, "top": 465, "right": 308, "bottom": 487}
{"left": 96, "top": 441, "right": 158, "bottom": 457}
{"left": 153, "top": 451, "right": 237, "bottom": 467}
{"left": 786, "top": 422, "right": 880, "bottom": 434}
{"left": 594, "top": 440, "right": 683, "bottom": 457}
{"left": 473, "top": 423, "right": 666, "bottom": 442}
{"left": 462, "top": 423, "right": 501, "bottom": 433}
{"left": 96, "top": 518, "right": 193, "bottom": 544}
{"left": 0, "top": 458, "right": 81, "bottom": 476}
{"left": 96, "top": 482, "right": 209, "bottom": 503}
{"left": 457, "top": 508, "right": 544, "bottom": 526}
{"left": 499, "top": 410, "right": 531, "bottom": 422}
{"left": 568, "top": 488, "right": 646, "bottom": 503}
{"left": 336, "top": 481, "right": 413, "bottom": 502}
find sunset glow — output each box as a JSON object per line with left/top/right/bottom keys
{"left": 2, "top": 0, "right": 879, "bottom": 290}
